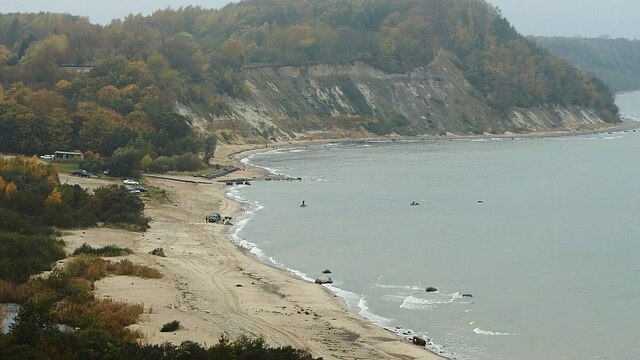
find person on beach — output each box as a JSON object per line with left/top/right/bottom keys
{"left": 300, "top": 200, "right": 307, "bottom": 207}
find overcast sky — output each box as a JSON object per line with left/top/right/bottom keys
{"left": 1, "top": 0, "right": 638, "bottom": 40}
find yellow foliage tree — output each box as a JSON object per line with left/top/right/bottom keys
{"left": 140, "top": 154, "right": 153, "bottom": 171}
{"left": 46, "top": 188, "right": 63, "bottom": 205}
{"left": 4, "top": 182, "right": 17, "bottom": 200}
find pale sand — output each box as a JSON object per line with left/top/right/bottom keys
{"left": 59, "top": 163, "right": 445, "bottom": 359}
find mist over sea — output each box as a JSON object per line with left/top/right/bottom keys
{"left": 229, "top": 91, "right": 640, "bottom": 360}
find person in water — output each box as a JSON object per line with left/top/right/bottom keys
{"left": 300, "top": 200, "right": 307, "bottom": 207}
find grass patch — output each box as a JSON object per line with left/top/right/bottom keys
{"left": 0, "top": 279, "right": 32, "bottom": 303}
{"left": 160, "top": 320, "right": 180, "bottom": 332}
{"left": 72, "top": 243, "right": 133, "bottom": 257}
{"left": 64, "top": 255, "right": 162, "bottom": 281}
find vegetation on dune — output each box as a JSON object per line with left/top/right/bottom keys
{"left": 72, "top": 243, "right": 133, "bottom": 257}
{"left": 0, "top": 150, "right": 315, "bottom": 360}
{"left": 160, "top": 320, "right": 181, "bottom": 332}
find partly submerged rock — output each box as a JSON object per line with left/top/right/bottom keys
{"left": 462, "top": 293, "right": 473, "bottom": 298}
{"left": 315, "top": 275, "right": 333, "bottom": 284}
{"left": 425, "top": 286, "right": 438, "bottom": 293}
{"left": 412, "top": 336, "right": 427, "bottom": 346}
{"left": 322, "top": 269, "right": 332, "bottom": 274}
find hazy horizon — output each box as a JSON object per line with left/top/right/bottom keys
{"left": 1, "top": 0, "right": 638, "bottom": 40}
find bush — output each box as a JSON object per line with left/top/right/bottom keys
{"left": 160, "top": 320, "right": 180, "bottom": 332}
{"left": 149, "top": 248, "right": 166, "bottom": 257}
{"left": 0, "top": 232, "right": 65, "bottom": 283}
{"left": 72, "top": 243, "right": 133, "bottom": 257}
{"left": 148, "top": 153, "right": 206, "bottom": 173}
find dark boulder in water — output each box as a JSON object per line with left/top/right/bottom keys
{"left": 412, "top": 336, "right": 427, "bottom": 346}
{"left": 322, "top": 269, "right": 332, "bottom": 274}
{"left": 462, "top": 293, "right": 473, "bottom": 298}
{"left": 315, "top": 275, "right": 333, "bottom": 284}
{"left": 425, "top": 286, "right": 438, "bottom": 292}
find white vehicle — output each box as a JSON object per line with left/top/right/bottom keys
{"left": 40, "top": 154, "right": 54, "bottom": 160}
{"left": 123, "top": 179, "right": 139, "bottom": 185}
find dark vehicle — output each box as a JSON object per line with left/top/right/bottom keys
{"left": 206, "top": 213, "right": 221, "bottom": 223}
{"left": 71, "top": 169, "right": 90, "bottom": 178}
{"left": 133, "top": 186, "right": 148, "bottom": 192}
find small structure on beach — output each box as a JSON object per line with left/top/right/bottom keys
{"left": 53, "top": 151, "right": 84, "bottom": 162}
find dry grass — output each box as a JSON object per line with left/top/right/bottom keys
{"left": 64, "top": 255, "right": 162, "bottom": 280}
{"left": 0, "top": 279, "right": 32, "bottom": 303}
{"left": 56, "top": 298, "right": 144, "bottom": 341}
{"left": 108, "top": 259, "right": 162, "bottom": 279}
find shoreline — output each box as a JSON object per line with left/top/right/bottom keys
{"left": 56, "top": 120, "right": 639, "bottom": 360}
{"left": 61, "top": 167, "right": 447, "bottom": 359}
{"left": 211, "top": 119, "right": 640, "bottom": 358}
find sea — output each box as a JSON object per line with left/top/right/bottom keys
{"left": 228, "top": 91, "right": 640, "bottom": 360}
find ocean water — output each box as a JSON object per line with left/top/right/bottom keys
{"left": 228, "top": 93, "right": 640, "bottom": 360}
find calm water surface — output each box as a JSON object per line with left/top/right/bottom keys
{"left": 229, "top": 92, "right": 640, "bottom": 360}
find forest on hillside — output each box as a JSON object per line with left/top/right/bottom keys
{"left": 535, "top": 36, "right": 640, "bottom": 92}
{"left": 0, "top": 0, "right": 619, "bottom": 158}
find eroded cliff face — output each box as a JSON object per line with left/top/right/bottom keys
{"left": 180, "top": 51, "right": 616, "bottom": 142}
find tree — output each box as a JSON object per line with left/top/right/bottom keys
{"left": 20, "top": 34, "right": 69, "bottom": 84}
{"left": 202, "top": 135, "right": 217, "bottom": 165}
{"left": 109, "top": 146, "right": 144, "bottom": 177}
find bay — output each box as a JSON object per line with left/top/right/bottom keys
{"left": 230, "top": 92, "right": 640, "bottom": 359}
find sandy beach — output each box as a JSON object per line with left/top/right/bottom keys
{"left": 60, "top": 147, "right": 445, "bottom": 359}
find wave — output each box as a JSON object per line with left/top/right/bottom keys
{"left": 473, "top": 327, "right": 514, "bottom": 336}
{"left": 372, "top": 283, "right": 423, "bottom": 291}
{"left": 400, "top": 293, "right": 465, "bottom": 310}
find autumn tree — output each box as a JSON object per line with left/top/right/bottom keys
{"left": 20, "top": 34, "right": 69, "bottom": 84}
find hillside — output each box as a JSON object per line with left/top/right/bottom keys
{"left": 0, "top": 0, "right": 620, "bottom": 155}
{"left": 535, "top": 36, "right": 640, "bottom": 92}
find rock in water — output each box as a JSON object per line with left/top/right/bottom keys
{"left": 322, "top": 269, "right": 332, "bottom": 274}
{"left": 315, "top": 275, "right": 333, "bottom": 284}
{"left": 425, "top": 286, "right": 438, "bottom": 293}
{"left": 462, "top": 293, "right": 473, "bottom": 298}
{"left": 412, "top": 336, "right": 427, "bottom": 346}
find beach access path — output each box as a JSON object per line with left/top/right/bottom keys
{"left": 60, "top": 149, "right": 445, "bottom": 360}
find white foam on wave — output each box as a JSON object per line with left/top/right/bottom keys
{"left": 226, "top": 186, "right": 264, "bottom": 253}
{"left": 400, "top": 293, "right": 465, "bottom": 310}
{"left": 473, "top": 327, "right": 514, "bottom": 336}
{"left": 356, "top": 296, "right": 394, "bottom": 326}
{"left": 373, "top": 283, "right": 423, "bottom": 291}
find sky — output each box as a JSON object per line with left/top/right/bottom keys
{"left": 1, "top": 0, "right": 639, "bottom": 40}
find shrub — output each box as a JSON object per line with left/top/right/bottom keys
{"left": 160, "top": 320, "right": 180, "bottom": 332}
{"left": 72, "top": 243, "right": 133, "bottom": 257}
{"left": 109, "top": 259, "right": 162, "bottom": 279}
{"left": 149, "top": 248, "right": 166, "bottom": 257}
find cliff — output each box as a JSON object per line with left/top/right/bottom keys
{"left": 181, "top": 51, "right": 616, "bottom": 142}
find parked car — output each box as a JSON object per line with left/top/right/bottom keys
{"left": 123, "top": 179, "right": 139, "bottom": 185}
{"left": 71, "top": 169, "right": 90, "bottom": 178}
{"left": 128, "top": 189, "right": 141, "bottom": 195}
{"left": 133, "top": 186, "right": 148, "bottom": 192}
{"left": 40, "top": 154, "right": 54, "bottom": 160}
{"left": 206, "top": 213, "right": 221, "bottom": 223}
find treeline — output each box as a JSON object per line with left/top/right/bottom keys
{"left": 0, "top": 0, "right": 619, "bottom": 152}
{"left": 535, "top": 36, "right": 640, "bottom": 92}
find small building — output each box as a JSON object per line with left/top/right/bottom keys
{"left": 54, "top": 151, "right": 84, "bottom": 162}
